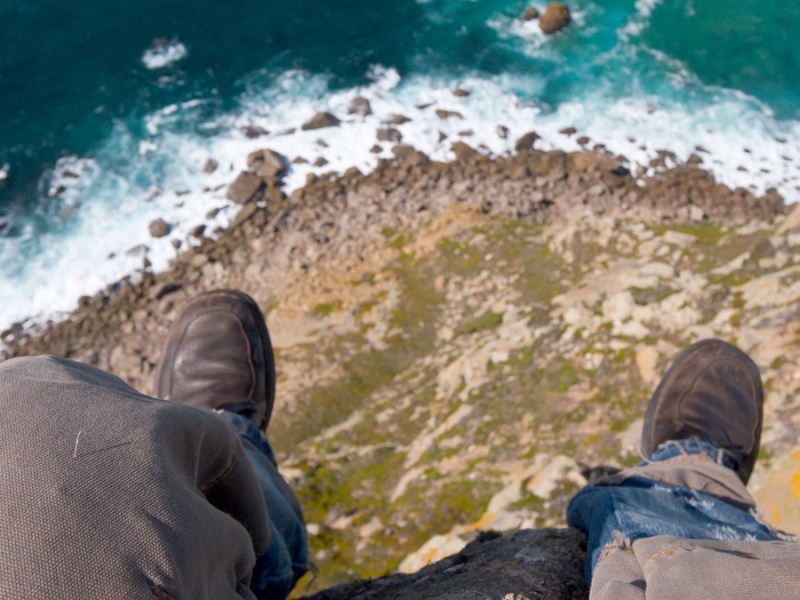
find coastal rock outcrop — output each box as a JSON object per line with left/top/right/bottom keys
{"left": 540, "top": 2, "right": 571, "bottom": 34}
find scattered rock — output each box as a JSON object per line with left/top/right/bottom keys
{"left": 148, "top": 218, "right": 171, "bottom": 238}
{"left": 226, "top": 171, "right": 263, "bottom": 204}
{"left": 383, "top": 114, "right": 412, "bottom": 125}
{"left": 247, "top": 148, "right": 287, "bottom": 179}
{"left": 369, "top": 144, "right": 383, "bottom": 154}
{"left": 376, "top": 128, "right": 403, "bottom": 143}
{"left": 515, "top": 131, "right": 541, "bottom": 153}
{"left": 451, "top": 141, "right": 480, "bottom": 161}
{"left": 496, "top": 125, "right": 509, "bottom": 139}
{"left": 576, "top": 136, "right": 590, "bottom": 146}
{"left": 313, "top": 157, "right": 329, "bottom": 167}
{"left": 435, "top": 109, "right": 463, "bottom": 120}
{"left": 302, "top": 112, "right": 340, "bottom": 130}
{"left": 521, "top": 6, "right": 540, "bottom": 21}
{"left": 242, "top": 125, "right": 269, "bottom": 138}
{"left": 203, "top": 158, "right": 219, "bottom": 173}
{"left": 558, "top": 126, "right": 577, "bottom": 136}
{"left": 232, "top": 203, "right": 258, "bottom": 229}
{"left": 154, "top": 282, "right": 182, "bottom": 300}
{"left": 190, "top": 253, "right": 209, "bottom": 269}
{"left": 452, "top": 88, "right": 470, "bottom": 97}
{"left": 348, "top": 96, "right": 372, "bottom": 117}
{"left": 391, "top": 145, "right": 430, "bottom": 167}
{"left": 189, "top": 224, "right": 206, "bottom": 238}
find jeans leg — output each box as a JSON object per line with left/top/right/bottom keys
{"left": 567, "top": 439, "right": 780, "bottom": 584}
{"left": 220, "top": 411, "right": 309, "bottom": 599}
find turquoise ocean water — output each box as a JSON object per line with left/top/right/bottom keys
{"left": 0, "top": 0, "right": 799, "bottom": 329}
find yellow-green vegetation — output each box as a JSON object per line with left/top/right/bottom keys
{"left": 272, "top": 212, "right": 800, "bottom": 592}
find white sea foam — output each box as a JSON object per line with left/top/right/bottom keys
{"left": 141, "top": 40, "right": 188, "bottom": 70}
{"left": 0, "top": 163, "right": 9, "bottom": 182}
{"left": 1, "top": 65, "right": 798, "bottom": 333}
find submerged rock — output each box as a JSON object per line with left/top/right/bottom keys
{"left": 540, "top": 1, "right": 571, "bottom": 34}
{"left": 203, "top": 158, "right": 218, "bottom": 173}
{"left": 302, "top": 112, "right": 341, "bottom": 130}
{"left": 435, "top": 109, "right": 463, "bottom": 120}
{"left": 348, "top": 96, "right": 372, "bottom": 117}
{"left": 521, "top": 6, "right": 540, "bottom": 21}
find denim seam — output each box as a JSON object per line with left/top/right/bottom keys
{"left": 596, "top": 530, "right": 632, "bottom": 566}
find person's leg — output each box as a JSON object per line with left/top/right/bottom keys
{"left": 156, "top": 289, "right": 308, "bottom": 599}
{"left": 567, "top": 339, "right": 784, "bottom": 584}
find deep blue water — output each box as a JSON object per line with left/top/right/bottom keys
{"left": 0, "top": 0, "right": 799, "bottom": 327}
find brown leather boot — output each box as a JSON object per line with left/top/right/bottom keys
{"left": 641, "top": 339, "right": 763, "bottom": 484}
{"left": 156, "top": 289, "right": 275, "bottom": 430}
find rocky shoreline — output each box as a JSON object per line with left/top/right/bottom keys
{"left": 0, "top": 142, "right": 785, "bottom": 383}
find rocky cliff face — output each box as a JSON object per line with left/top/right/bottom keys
{"left": 3, "top": 148, "right": 799, "bottom": 597}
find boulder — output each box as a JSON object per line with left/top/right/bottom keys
{"left": 226, "top": 171, "right": 263, "bottom": 204}
{"left": 391, "top": 145, "right": 430, "bottom": 167}
{"left": 539, "top": 1, "right": 571, "bottom": 33}
{"left": 203, "top": 158, "right": 218, "bottom": 173}
{"left": 148, "top": 218, "right": 171, "bottom": 238}
{"left": 348, "top": 96, "right": 372, "bottom": 117}
{"left": 451, "top": 141, "right": 480, "bottom": 161}
{"left": 435, "top": 109, "right": 463, "bottom": 120}
{"left": 559, "top": 126, "right": 577, "bottom": 136}
{"left": 515, "top": 131, "right": 541, "bottom": 153}
{"left": 231, "top": 203, "right": 258, "bottom": 229}
{"left": 242, "top": 124, "right": 269, "bottom": 138}
{"left": 376, "top": 128, "right": 403, "bottom": 143}
{"left": 247, "top": 148, "right": 288, "bottom": 179}
{"left": 452, "top": 88, "right": 470, "bottom": 97}
{"left": 384, "top": 114, "right": 412, "bottom": 125}
{"left": 301, "top": 112, "right": 340, "bottom": 130}
{"left": 521, "top": 6, "right": 540, "bottom": 21}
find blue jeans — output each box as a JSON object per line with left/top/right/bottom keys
{"left": 567, "top": 439, "right": 781, "bottom": 584}
{"left": 221, "top": 411, "right": 309, "bottom": 600}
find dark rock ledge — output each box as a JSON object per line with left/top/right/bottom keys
{"left": 305, "top": 528, "right": 588, "bottom": 600}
